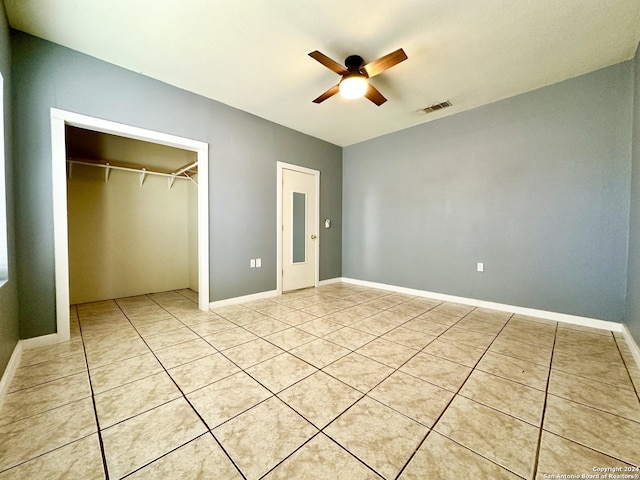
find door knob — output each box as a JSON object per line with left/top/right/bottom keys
{"left": 311, "top": 235, "right": 317, "bottom": 240}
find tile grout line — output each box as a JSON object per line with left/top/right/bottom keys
{"left": 393, "top": 310, "right": 517, "bottom": 480}
{"left": 111, "top": 294, "right": 249, "bottom": 480}
{"left": 531, "top": 320, "right": 559, "bottom": 480}
{"left": 613, "top": 332, "right": 640, "bottom": 403}
{"left": 76, "top": 303, "right": 111, "bottom": 480}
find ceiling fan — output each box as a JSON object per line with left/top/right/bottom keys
{"left": 309, "top": 48, "right": 407, "bottom": 106}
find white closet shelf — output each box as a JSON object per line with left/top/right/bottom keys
{"left": 67, "top": 157, "right": 198, "bottom": 188}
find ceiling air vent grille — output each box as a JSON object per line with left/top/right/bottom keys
{"left": 422, "top": 100, "right": 452, "bottom": 113}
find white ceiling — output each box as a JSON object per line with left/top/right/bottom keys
{"left": 5, "top": 0, "right": 640, "bottom": 147}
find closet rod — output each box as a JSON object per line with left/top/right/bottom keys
{"left": 66, "top": 159, "right": 198, "bottom": 186}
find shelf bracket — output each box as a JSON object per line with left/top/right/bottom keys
{"left": 105, "top": 163, "right": 111, "bottom": 183}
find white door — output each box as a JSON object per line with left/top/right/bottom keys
{"left": 282, "top": 168, "right": 317, "bottom": 291}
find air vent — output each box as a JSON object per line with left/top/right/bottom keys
{"left": 422, "top": 100, "right": 452, "bottom": 113}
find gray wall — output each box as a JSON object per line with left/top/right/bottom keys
{"left": 343, "top": 62, "right": 633, "bottom": 322}
{"left": 11, "top": 31, "right": 342, "bottom": 338}
{"left": 0, "top": 0, "right": 19, "bottom": 376}
{"left": 626, "top": 44, "right": 640, "bottom": 343}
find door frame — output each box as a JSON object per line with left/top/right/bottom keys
{"left": 276, "top": 162, "right": 320, "bottom": 294}
{"left": 51, "top": 108, "right": 210, "bottom": 342}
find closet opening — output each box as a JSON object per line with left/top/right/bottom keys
{"left": 51, "top": 109, "right": 209, "bottom": 342}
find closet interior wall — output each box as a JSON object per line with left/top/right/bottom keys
{"left": 66, "top": 126, "right": 198, "bottom": 304}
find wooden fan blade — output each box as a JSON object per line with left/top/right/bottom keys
{"left": 313, "top": 84, "right": 340, "bottom": 104}
{"left": 308, "top": 51, "right": 348, "bottom": 75}
{"left": 363, "top": 48, "right": 407, "bottom": 78}
{"left": 364, "top": 83, "right": 387, "bottom": 106}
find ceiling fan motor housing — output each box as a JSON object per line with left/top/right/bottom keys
{"left": 344, "top": 55, "right": 365, "bottom": 73}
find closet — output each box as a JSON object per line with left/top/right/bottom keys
{"left": 65, "top": 126, "right": 198, "bottom": 304}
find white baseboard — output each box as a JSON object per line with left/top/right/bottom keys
{"left": 210, "top": 290, "right": 278, "bottom": 309}
{"left": 318, "top": 277, "right": 345, "bottom": 286}
{"left": 621, "top": 324, "right": 640, "bottom": 370}
{"left": 0, "top": 340, "right": 23, "bottom": 410}
{"left": 341, "top": 277, "right": 623, "bottom": 333}
{"left": 21, "top": 333, "right": 61, "bottom": 351}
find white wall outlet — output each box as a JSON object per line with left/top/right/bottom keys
{"left": 477, "top": 262, "right": 484, "bottom": 272}
{"left": 256, "top": 258, "right": 262, "bottom": 268}
{"left": 250, "top": 259, "right": 256, "bottom": 268}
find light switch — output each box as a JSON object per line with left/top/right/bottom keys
{"left": 477, "top": 262, "right": 484, "bottom": 272}
{"left": 250, "top": 259, "right": 256, "bottom": 268}
{"left": 256, "top": 258, "right": 262, "bottom": 268}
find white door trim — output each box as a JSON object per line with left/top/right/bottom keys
{"left": 51, "top": 108, "right": 210, "bottom": 342}
{"left": 276, "top": 162, "right": 320, "bottom": 294}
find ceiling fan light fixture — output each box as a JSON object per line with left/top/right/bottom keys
{"left": 339, "top": 74, "right": 368, "bottom": 99}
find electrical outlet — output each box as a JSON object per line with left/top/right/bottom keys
{"left": 256, "top": 258, "right": 262, "bottom": 268}
{"left": 477, "top": 262, "right": 484, "bottom": 272}
{"left": 250, "top": 259, "right": 256, "bottom": 268}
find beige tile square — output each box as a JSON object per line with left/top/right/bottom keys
{"left": 0, "top": 398, "right": 96, "bottom": 471}
{"left": 290, "top": 338, "right": 351, "bottom": 368}
{"left": 0, "top": 434, "right": 104, "bottom": 480}
{"left": 438, "top": 326, "right": 496, "bottom": 349}
{"left": 185, "top": 317, "right": 236, "bottom": 336}
{"left": 415, "top": 311, "right": 461, "bottom": 326}
{"left": 222, "top": 338, "right": 285, "bottom": 368}
{"left": 454, "top": 318, "right": 504, "bottom": 335}
{"left": 434, "top": 395, "right": 538, "bottom": 478}
{"left": 85, "top": 337, "right": 150, "bottom": 369}
{"left": 297, "top": 318, "right": 343, "bottom": 336}
{"left": 95, "top": 371, "right": 181, "bottom": 428}
{"left": 400, "top": 352, "right": 472, "bottom": 392}
{"left": 82, "top": 326, "right": 141, "bottom": 348}
{"left": 422, "top": 338, "right": 486, "bottom": 367}
{"left": 116, "top": 294, "right": 156, "bottom": 309}
{"left": 323, "top": 353, "right": 394, "bottom": 393}
{"left": 465, "top": 308, "right": 511, "bottom": 325}
{"left": 488, "top": 335, "right": 552, "bottom": 366}
{"left": 368, "top": 309, "right": 416, "bottom": 325}
{"left": 323, "top": 327, "right": 377, "bottom": 350}
{"left": 89, "top": 352, "right": 163, "bottom": 394}
{"left": 459, "top": 370, "right": 546, "bottom": 425}
{"left": 244, "top": 318, "right": 293, "bottom": 337}
{"left": 350, "top": 317, "right": 396, "bottom": 336}
{"left": 204, "top": 326, "right": 258, "bottom": 351}
{"left": 143, "top": 326, "right": 200, "bottom": 350}
{"left": 403, "top": 317, "right": 451, "bottom": 336}
{"left": 102, "top": 398, "right": 206, "bottom": 479}
{"left": 476, "top": 351, "right": 549, "bottom": 390}
{"left": 548, "top": 369, "right": 640, "bottom": 422}
{"left": 19, "top": 339, "right": 85, "bottom": 367}
{"left": 355, "top": 337, "right": 418, "bottom": 368}
{"left": 168, "top": 352, "right": 240, "bottom": 393}
{"left": 369, "top": 371, "right": 454, "bottom": 427}
{"left": 245, "top": 352, "right": 317, "bottom": 393}
{"left": 325, "top": 396, "right": 428, "bottom": 480}
{"left": 551, "top": 349, "right": 633, "bottom": 390}
{"left": 498, "top": 325, "right": 555, "bottom": 349}
{"left": 263, "top": 327, "right": 316, "bottom": 351}
{"left": 214, "top": 396, "right": 317, "bottom": 480}
{"left": 188, "top": 371, "right": 272, "bottom": 428}
{"left": 543, "top": 395, "right": 640, "bottom": 466}
{"left": 535, "top": 431, "right": 634, "bottom": 479}
{"left": 127, "top": 433, "right": 242, "bottom": 479}
{"left": 154, "top": 338, "right": 217, "bottom": 369}
{"left": 380, "top": 326, "right": 436, "bottom": 350}
{"left": 9, "top": 353, "right": 87, "bottom": 393}
{"left": 263, "top": 433, "right": 382, "bottom": 480}
{"left": 431, "top": 302, "right": 474, "bottom": 317}
{"left": 278, "top": 371, "right": 363, "bottom": 429}
{"left": 0, "top": 372, "right": 91, "bottom": 426}
{"left": 135, "top": 317, "right": 185, "bottom": 337}
{"left": 399, "top": 431, "right": 522, "bottom": 480}
{"left": 272, "top": 310, "right": 319, "bottom": 326}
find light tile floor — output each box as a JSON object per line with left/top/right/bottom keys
{"left": 1, "top": 284, "right": 639, "bottom": 479}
